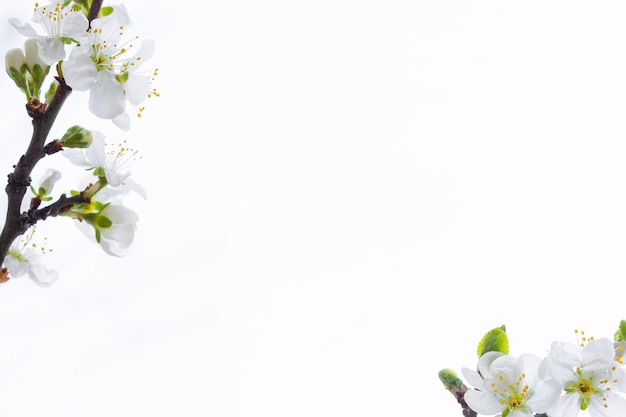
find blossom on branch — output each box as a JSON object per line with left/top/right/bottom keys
{"left": 63, "top": 198, "right": 139, "bottom": 257}
{"left": 4, "top": 234, "right": 59, "bottom": 287}
{"left": 5, "top": 39, "right": 50, "bottom": 101}
{"left": 539, "top": 337, "right": 626, "bottom": 417}
{"left": 9, "top": 2, "right": 88, "bottom": 66}
{"left": 63, "top": 130, "right": 146, "bottom": 199}
{"left": 462, "top": 351, "right": 561, "bottom": 417}
{"left": 62, "top": 17, "right": 157, "bottom": 130}
{"left": 30, "top": 168, "right": 61, "bottom": 205}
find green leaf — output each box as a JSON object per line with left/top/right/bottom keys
{"left": 100, "top": 6, "right": 113, "bottom": 17}
{"left": 477, "top": 325, "right": 509, "bottom": 357}
{"left": 616, "top": 320, "right": 626, "bottom": 342}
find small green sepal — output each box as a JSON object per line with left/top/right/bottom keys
{"left": 44, "top": 80, "right": 58, "bottom": 104}
{"left": 96, "top": 215, "right": 112, "bottom": 229}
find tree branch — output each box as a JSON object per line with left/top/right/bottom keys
{"left": 87, "top": 0, "right": 104, "bottom": 25}
{"left": 22, "top": 193, "right": 87, "bottom": 227}
{"left": 0, "top": 77, "right": 72, "bottom": 266}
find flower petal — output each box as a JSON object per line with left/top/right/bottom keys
{"left": 464, "top": 389, "right": 504, "bottom": 415}
{"left": 8, "top": 18, "right": 40, "bottom": 38}
{"left": 63, "top": 46, "right": 98, "bottom": 91}
{"left": 112, "top": 112, "right": 131, "bottom": 131}
{"left": 124, "top": 74, "right": 150, "bottom": 105}
{"left": 62, "top": 12, "right": 89, "bottom": 38}
{"left": 89, "top": 71, "right": 126, "bottom": 119}
{"left": 27, "top": 262, "right": 59, "bottom": 287}
{"left": 37, "top": 38, "right": 65, "bottom": 65}
{"left": 546, "top": 394, "right": 580, "bottom": 417}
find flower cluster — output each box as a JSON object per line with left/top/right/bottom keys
{"left": 8, "top": 2, "right": 158, "bottom": 130}
{"left": 440, "top": 322, "right": 626, "bottom": 417}
{"left": 0, "top": 1, "right": 157, "bottom": 286}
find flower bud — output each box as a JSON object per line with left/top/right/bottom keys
{"left": 37, "top": 168, "right": 61, "bottom": 198}
{"left": 29, "top": 168, "right": 61, "bottom": 209}
{"left": 24, "top": 39, "right": 50, "bottom": 98}
{"left": 60, "top": 125, "right": 93, "bottom": 149}
{"left": 438, "top": 368, "right": 465, "bottom": 392}
{"left": 5, "top": 47, "right": 27, "bottom": 90}
{"left": 23, "top": 39, "right": 45, "bottom": 73}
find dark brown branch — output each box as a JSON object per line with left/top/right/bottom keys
{"left": 22, "top": 193, "right": 87, "bottom": 227}
{"left": 0, "top": 0, "right": 107, "bottom": 275}
{"left": 0, "top": 78, "right": 72, "bottom": 266}
{"left": 87, "top": 0, "right": 104, "bottom": 25}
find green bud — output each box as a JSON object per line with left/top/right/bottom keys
{"left": 37, "top": 169, "right": 61, "bottom": 197}
{"left": 438, "top": 368, "right": 464, "bottom": 392}
{"left": 60, "top": 125, "right": 94, "bottom": 148}
{"left": 477, "top": 325, "right": 509, "bottom": 357}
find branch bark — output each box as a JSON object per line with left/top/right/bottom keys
{"left": 0, "top": 0, "right": 103, "bottom": 272}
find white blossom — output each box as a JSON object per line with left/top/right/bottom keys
{"left": 62, "top": 18, "right": 156, "bottom": 130}
{"left": 539, "top": 338, "right": 626, "bottom": 417}
{"left": 9, "top": 2, "right": 88, "bottom": 65}
{"left": 4, "top": 235, "right": 59, "bottom": 287}
{"left": 462, "top": 351, "right": 561, "bottom": 417}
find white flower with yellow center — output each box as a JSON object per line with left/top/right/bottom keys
{"left": 462, "top": 351, "right": 561, "bottom": 417}
{"left": 77, "top": 200, "right": 139, "bottom": 257}
{"left": 61, "top": 17, "right": 157, "bottom": 131}
{"left": 4, "top": 232, "right": 58, "bottom": 287}
{"left": 63, "top": 131, "right": 146, "bottom": 199}
{"left": 539, "top": 335, "right": 626, "bottom": 417}
{"left": 9, "top": 2, "right": 88, "bottom": 65}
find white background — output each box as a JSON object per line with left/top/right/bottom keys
{"left": 0, "top": 1, "right": 626, "bottom": 416}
